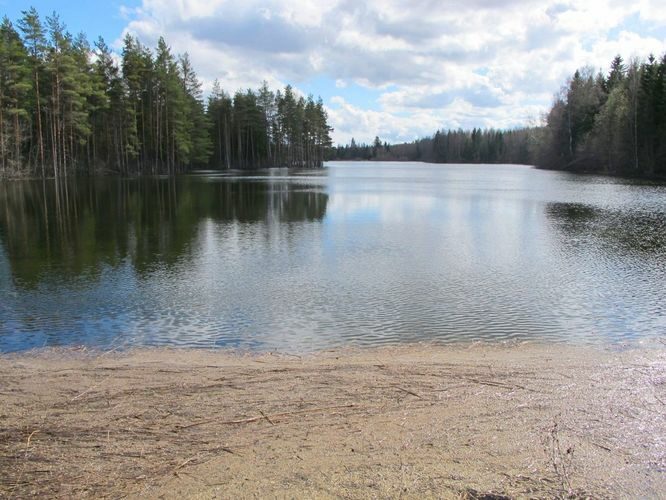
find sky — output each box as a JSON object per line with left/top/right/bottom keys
{"left": 3, "top": 1, "right": 666, "bottom": 145}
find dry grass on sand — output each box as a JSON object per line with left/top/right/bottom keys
{"left": 1, "top": 342, "right": 665, "bottom": 498}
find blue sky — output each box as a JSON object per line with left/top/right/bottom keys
{"left": 3, "top": 1, "right": 665, "bottom": 145}
{"left": 1, "top": 1, "right": 140, "bottom": 43}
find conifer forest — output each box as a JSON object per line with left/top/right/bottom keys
{"left": 0, "top": 8, "right": 333, "bottom": 177}
{"left": 331, "top": 55, "right": 666, "bottom": 178}
{"left": 1, "top": 9, "right": 664, "bottom": 178}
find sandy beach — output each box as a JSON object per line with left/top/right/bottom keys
{"left": 1, "top": 342, "right": 664, "bottom": 498}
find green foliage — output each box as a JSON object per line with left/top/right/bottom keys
{"left": 0, "top": 16, "right": 32, "bottom": 171}
{"left": 331, "top": 128, "right": 536, "bottom": 165}
{"left": 0, "top": 9, "right": 331, "bottom": 177}
{"left": 332, "top": 53, "right": 666, "bottom": 178}
{"left": 206, "top": 82, "right": 331, "bottom": 169}
{"left": 537, "top": 54, "right": 666, "bottom": 176}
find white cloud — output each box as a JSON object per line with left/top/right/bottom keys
{"left": 119, "top": 0, "right": 665, "bottom": 144}
{"left": 327, "top": 96, "right": 443, "bottom": 144}
{"left": 637, "top": 0, "right": 666, "bottom": 23}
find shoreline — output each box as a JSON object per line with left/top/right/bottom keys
{"left": 1, "top": 342, "right": 664, "bottom": 498}
{"left": 4, "top": 161, "right": 666, "bottom": 184}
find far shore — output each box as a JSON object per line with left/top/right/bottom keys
{"left": 1, "top": 342, "right": 664, "bottom": 498}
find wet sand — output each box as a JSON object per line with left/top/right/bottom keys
{"left": 1, "top": 343, "right": 665, "bottom": 498}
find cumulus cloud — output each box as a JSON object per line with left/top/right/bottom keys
{"left": 119, "top": 0, "right": 665, "bottom": 144}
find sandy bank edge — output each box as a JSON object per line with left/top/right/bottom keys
{"left": 1, "top": 342, "right": 665, "bottom": 498}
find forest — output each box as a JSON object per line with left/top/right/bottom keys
{"left": 0, "top": 9, "right": 332, "bottom": 178}
{"left": 331, "top": 54, "right": 666, "bottom": 178}
{"left": 329, "top": 128, "right": 537, "bottom": 165}
{"left": 536, "top": 55, "right": 666, "bottom": 177}
{"left": 1, "top": 6, "right": 664, "bottom": 179}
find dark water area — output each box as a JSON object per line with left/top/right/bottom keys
{"left": 1, "top": 162, "right": 665, "bottom": 352}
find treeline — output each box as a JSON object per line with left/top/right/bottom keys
{"left": 0, "top": 9, "right": 332, "bottom": 178}
{"left": 537, "top": 55, "right": 666, "bottom": 176}
{"left": 329, "top": 129, "right": 536, "bottom": 165}
{"left": 332, "top": 54, "right": 666, "bottom": 177}
{"left": 208, "top": 82, "right": 332, "bottom": 170}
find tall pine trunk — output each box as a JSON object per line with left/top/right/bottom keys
{"left": 0, "top": 105, "right": 5, "bottom": 175}
{"left": 35, "top": 71, "right": 45, "bottom": 176}
{"left": 0, "top": 106, "right": 7, "bottom": 174}
{"left": 14, "top": 110, "right": 20, "bottom": 172}
{"left": 224, "top": 114, "right": 230, "bottom": 169}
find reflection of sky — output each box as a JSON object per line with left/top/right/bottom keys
{"left": 324, "top": 163, "right": 548, "bottom": 268}
{"left": 1, "top": 163, "right": 666, "bottom": 352}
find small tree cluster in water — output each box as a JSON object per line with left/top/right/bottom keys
{"left": 0, "top": 9, "right": 333, "bottom": 177}
{"left": 331, "top": 55, "right": 666, "bottom": 178}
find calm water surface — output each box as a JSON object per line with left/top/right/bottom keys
{"left": 1, "top": 162, "right": 665, "bottom": 352}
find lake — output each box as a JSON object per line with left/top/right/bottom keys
{"left": 0, "top": 162, "right": 664, "bottom": 352}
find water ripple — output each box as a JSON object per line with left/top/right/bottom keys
{"left": 1, "top": 163, "right": 665, "bottom": 352}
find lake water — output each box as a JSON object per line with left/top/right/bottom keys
{"left": 1, "top": 162, "right": 665, "bottom": 352}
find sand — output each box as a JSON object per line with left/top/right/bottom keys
{"left": 1, "top": 342, "right": 665, "bottom": 499}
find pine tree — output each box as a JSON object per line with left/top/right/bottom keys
{"left": 180, "top": 53, "right": 211, "bottom": 166}
{"left": 17, "top": 7, "right": 47, "bottom": 173}
{"left": 0, "top": 17, "right": 31, "bottom": 174}
{"left": 606, "top": 55, "right": 625, "bottom": 91}
{"left": 92, "top": 37, "right": 122, "bottom": 169}
{"left": 656, "top": 55, "right": 666, "bottom": 175}
{"left": 206, "top": 80, "right": 232, "bottom": 169}
{"left": 121, "top": 35, "right": 145, "bottom": 173}
{"left": 257, "top": 81, "right": 275, "bottom": 165}
{"left": 0, "top": 8, "right": 332, "bottom": 177}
